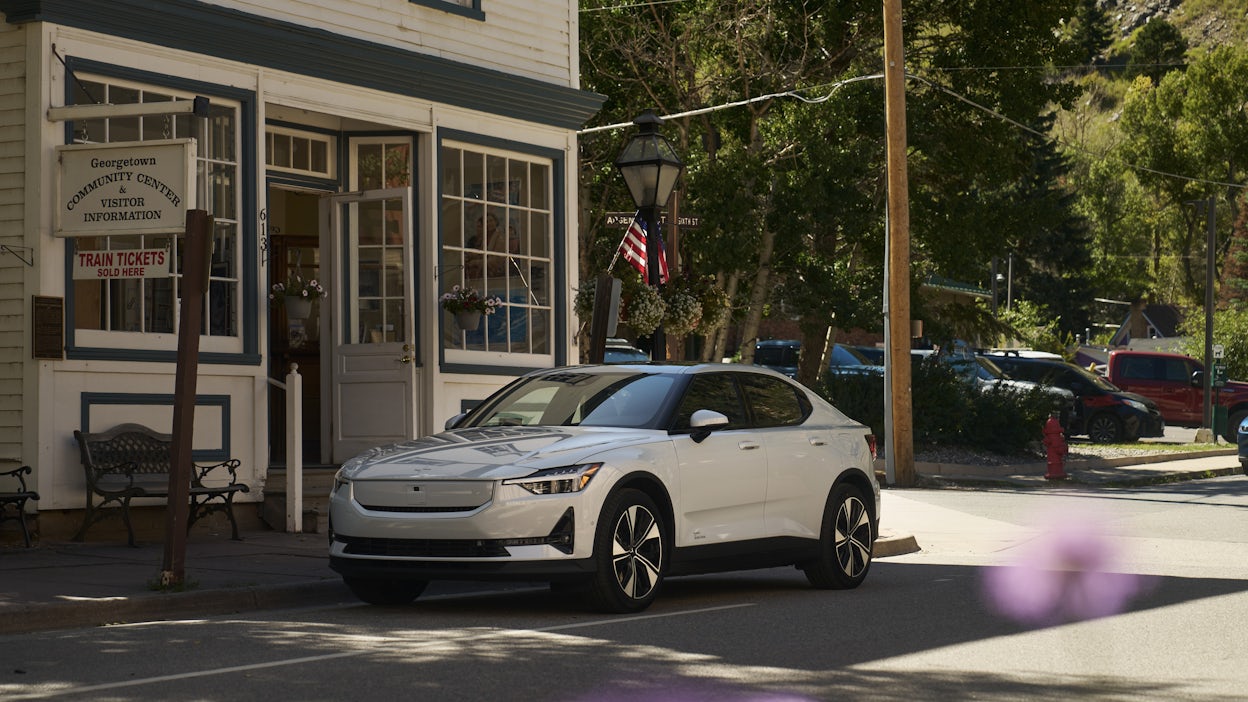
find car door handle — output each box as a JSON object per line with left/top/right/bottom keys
{"left": 738, "top": 441, "right": 760, "bottom": 450}
{"left": 809, "top": 438, "right": 827, "bottom": 446}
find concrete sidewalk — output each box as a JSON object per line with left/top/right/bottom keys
{"left": 1, "top": 451, "right": 1241, "bottom": 636}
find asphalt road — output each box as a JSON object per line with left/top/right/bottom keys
{"left": 3, "top": 476, "right": 1247, "bottom": 701}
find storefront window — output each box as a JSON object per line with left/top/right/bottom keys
{"left": 440, "top": 143, "right": 552, "bottom": 356}
{"left": 69, "top": 78, "right": 240, "bottom": 339}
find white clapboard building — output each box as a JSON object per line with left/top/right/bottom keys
{"left": 0, "top": 0, "right": 601, "bottom": 539}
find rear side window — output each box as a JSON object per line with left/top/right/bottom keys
{"left": 1120, "top": 356, "right": 1160, "bottom": 380}
{"left": 1163, "top": 358, "right": 1193, "bottom": 382}
{"left": 671, "top": 374, "right": 748, "bottom": 431}
{"left": 740, "top": 374, "right": 809, "bottom": 427}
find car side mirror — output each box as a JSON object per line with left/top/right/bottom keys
{"left": 689, "top": 409, "right": 729, "bottom": 443}
{"left": 444, "top": 413, "right": 467, "bottom": 431}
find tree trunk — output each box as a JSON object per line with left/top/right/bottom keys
{"left": 796, "top": 320, "right": 833, "bottom": 388}
{"left": 737, "top": 226, "right": 777, "bottom": 367}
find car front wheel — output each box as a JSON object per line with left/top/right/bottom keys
{"left": 586, "top": 488, "right": 667, "bottom": 613}
{"left": 1086, "top": 412, "right": 1123, "bottom": 443}
{"left": 802, "top": 483, "right": 873, "bottom": 590}
{"left": 344, "top": 577, "right": 428, "bottom": 606}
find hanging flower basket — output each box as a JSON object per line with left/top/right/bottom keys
{"left": 454, "top": 310, "right": 483, "bottom": 331}
{"left": 270, "top": 274, "right": 326, "bottom": 321}
{"left": 440, "top": 285, "right": 501, "bottom": 332}
{"left": 623, "top": 285, "right": 666, "bottom": 334}
{"left": 285, "top": 296, "right": 313, "bottom": 320}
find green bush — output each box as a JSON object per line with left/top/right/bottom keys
{"left": 819, "top": 356, "right": 1052, "bottom": 454}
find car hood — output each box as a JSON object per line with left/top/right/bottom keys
{"left": 1115, "top": 390, "right": 1159, "bottom": 409}
{"left": 339, "top": 425, "right": 660, "bottom": 481}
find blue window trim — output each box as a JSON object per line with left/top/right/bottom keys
{"left": 436, "top": 128, "right": 567, "bottom": 374}
{"left": 79, "top": 392, "right": 232, "bottom": 462}
{"left": 61, "top": 57, "right": 259, "bottom": 366}
{"left": 409, "top": 0, "right": 484, "bottom": 22}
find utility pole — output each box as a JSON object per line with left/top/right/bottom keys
{"left": 883, "top": 0, "right": 914, "bottom": 487}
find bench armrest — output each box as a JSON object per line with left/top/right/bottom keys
{"left": 192, "top": 458, "right": 243, "bottom": 487}
{"left": 1, "top": 464, "right": 33, "bottom": 492}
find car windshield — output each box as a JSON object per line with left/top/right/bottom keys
{"left": 755, "top": 345, "right": 798, "bottom": 366}
{"left": 1070, "top": 363, "right": 1120, "bottom": 391}
{"left": 830, "top": 344, "right": 871, "bottom": 366}
{"left": 463, "top": 371, "right": 676, "bottom": 429}
{"left": 604, "top": 347, "right": 649, "bottom": 363}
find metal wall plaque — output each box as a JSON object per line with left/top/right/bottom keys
{"left": 32, "top": 296, "right": 64, "bottom": 360}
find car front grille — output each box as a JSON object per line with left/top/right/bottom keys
{"left": 337, "top": 535, "right": 510, "bottom": 558}
{"left": 356, "top": 504, "right": 480, "bottom": 513}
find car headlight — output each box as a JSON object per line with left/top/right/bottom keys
{"left": 332, "top": 468, "right": 351, "bottom": 495}
{"left": 1123, "top": 399, "right": 1148, "bottom": 413}
{"left": 504, "top": 463, "right": 601, "bottom": 495}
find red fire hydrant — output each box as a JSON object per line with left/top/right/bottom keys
{"left": 1042, "top": 413, "right": 1068, "bottom": 481}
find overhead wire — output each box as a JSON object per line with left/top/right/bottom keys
{"left": 580, "top": 69, "right": 1247, "bottom": 191}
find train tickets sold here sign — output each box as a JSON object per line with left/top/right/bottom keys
{"left": 72, "top": 248, "right": 170, "bottom": 280}
{"left": 55, "top": 139, "right": 195, "bottom": 237}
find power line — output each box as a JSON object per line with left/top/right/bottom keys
{"left": 581, "top": 0, "right": 690, "bottom": 12}
{"left": 580, "top": 70, "right": 1247, "bottom": 191}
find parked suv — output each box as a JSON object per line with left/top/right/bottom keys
{"left": 985, "top": 354, "right": 1165, "bottom": 443}
{"left": 913, "top": 349, "right": 1076, "bottom": 429}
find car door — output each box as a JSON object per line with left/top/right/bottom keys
{"left": 737, "top": 374, "right": 825, "bottom": 540}
{"left": 669, "top": 373, "right": 768, "bottom": 547}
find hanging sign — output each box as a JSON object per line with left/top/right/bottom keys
{"left": 55, "top": 139, "right": 195, "bottom": 237}
{"left": 72, "top": 247, "right": 170, "bottom": 279}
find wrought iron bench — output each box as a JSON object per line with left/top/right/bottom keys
{"left": 73, "top": 423, "right": 250, "bottom": 546}
{"left": 0, "top": 464, "right": 39, "bottom": 547}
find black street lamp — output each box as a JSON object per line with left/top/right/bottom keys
{"left": 615, "top": 110, "right": 684, "bottom": 361}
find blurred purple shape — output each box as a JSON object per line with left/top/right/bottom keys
{"left": 983, "top": 511, "right": 1144, "bottom": 625}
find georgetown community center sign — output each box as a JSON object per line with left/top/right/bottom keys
{"left": 55, "top": 139, "right": 195, "bottom": 237}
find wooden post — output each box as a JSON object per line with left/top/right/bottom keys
{"left": 883, "top": 0, "right": 915, "bottom": 487}
{"left": 161, "top": 209, "right": 213, "bottom": 586}
{"left": 286, "top": 363, "right": 303, "bottom": 533}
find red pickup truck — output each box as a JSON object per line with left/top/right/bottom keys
{"left": 1102, "top": 349, "right": 1248, "bottom": 441}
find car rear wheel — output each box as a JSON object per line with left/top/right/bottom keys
{"left": 1225, "top": 410, "right": 1247, "bottom": 444}
{"left": 1086, "top": 412, "right": 1123, "bottom": 444}
{"left": 344, "top": 577, "right": 428, "bottom": 605}
{"left": 802, "top": 483, "right": 873, "bottom": 590}
{"left": 586, "top": 488, "right": 667, "bottom": 613}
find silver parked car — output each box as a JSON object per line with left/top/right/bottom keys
{"left": 329, "top": 363, "right": 880, "bottom": 613}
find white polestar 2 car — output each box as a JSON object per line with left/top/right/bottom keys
{"left": 328, "top": 363, "right": 880, "bottom": 613}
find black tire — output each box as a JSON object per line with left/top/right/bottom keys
{"left": 344, "top": 577, "right": 428, "bottom": 605}
{"left": 1224, "top": 410, "right": 1247, "bottom": 444}
{"left": 1086, "top": 412, "right": 1123, "bottom": 444}
{"left": 802, "top": 483, "right": 873, "bottom": 590}
{"left": 586, "top": 488, "right": 667, "bottom": 613}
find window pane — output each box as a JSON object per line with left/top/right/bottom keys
{"left": 672, "top": 375, "right": 745, "bottom": 430}
{"left": 740, "top": 375, "right": 804, "bottom": 427}
{"left": 442, "top": 147, "right": 462, "bottom": 197}
{"left": 358, "top": 144, "right": 383, "bottom": 189}
{"left": 272, "top": 133, "right": 292, "bottom": 168}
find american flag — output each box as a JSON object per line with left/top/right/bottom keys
{"left": 618, "top": 213, "right": 669, "bottom": 284}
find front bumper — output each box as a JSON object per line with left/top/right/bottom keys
{"left": 328, "top": 476, "right": 601, "bottom": 578}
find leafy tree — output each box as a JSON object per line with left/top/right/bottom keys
{"left": 579, "top": 0, "right": 1091, "bottom": 377}
{"left": 1128, "top": 18, "right": 1188, "bottom": 85}
{"left": 1069, "top": 0, "right": 1114, "bottom": 64}
{"left": 1118, "top": 46, "right": 1248, "bottom": 302}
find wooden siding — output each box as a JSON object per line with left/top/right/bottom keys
{"left": 0, "top": 20, "right": 21, "bottom": 463}
{"left": 212, "top": 0, "right": 575, "bottom": 85}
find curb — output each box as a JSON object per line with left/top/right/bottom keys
{"left": 917, "top": 464, "right": 1241, "bottom": 489}
{"left": 913, "top": 448, "right": 1236, "bottom": 479}
{"left": 875, "top": 531, "right": 920, "bottom": 558}
{"left": 0, "top": 580, "right": 350, "bottom": 636}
